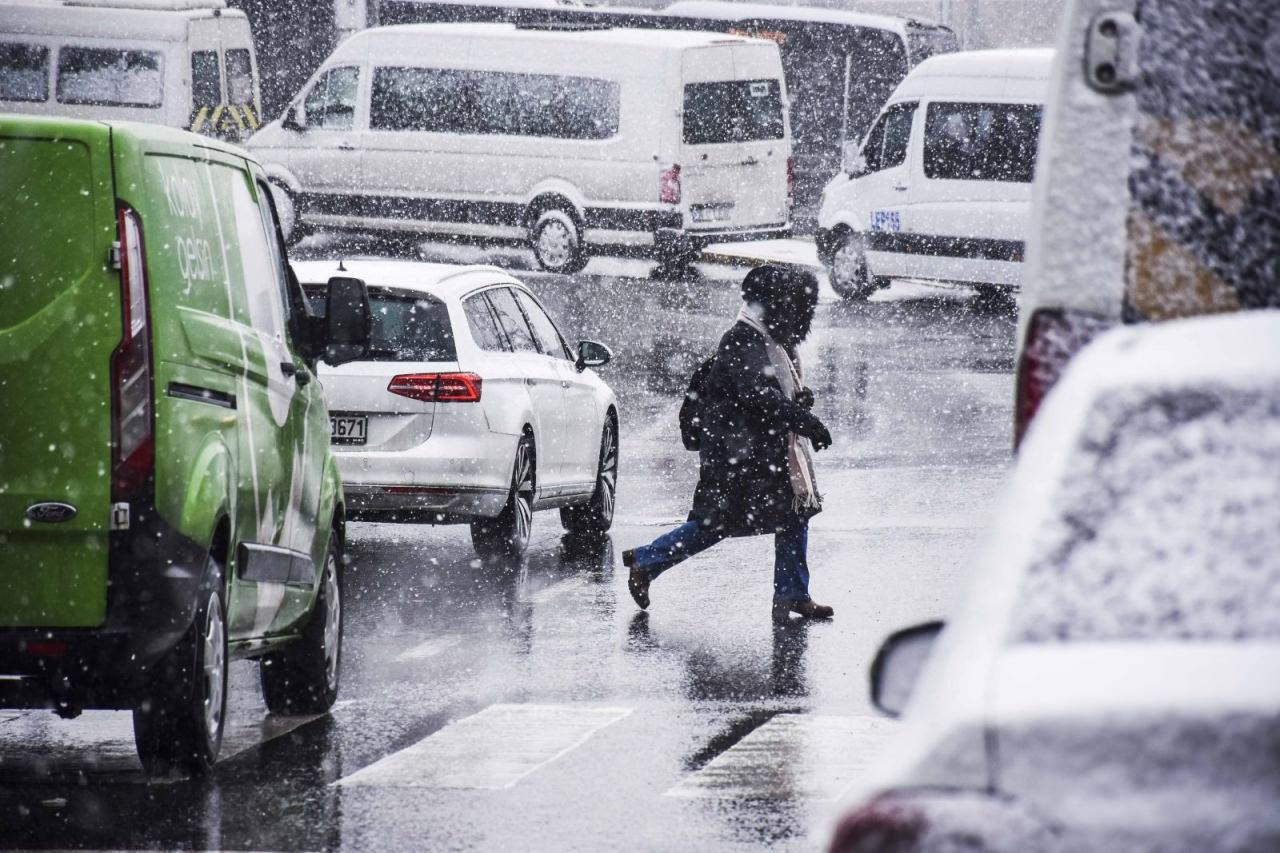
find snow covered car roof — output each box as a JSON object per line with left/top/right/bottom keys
{"left": 292, "top": 259, "right": 525, "bottom": 301}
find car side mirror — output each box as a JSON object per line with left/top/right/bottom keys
{"left": 322, "top": 276, "right": 371, "bottom": 366}
{"left": 869, "top": 620, "right": 944, "bottom": 718}
{"left": 282, "top": 103, "right": 305, "bottom": 132}
{"left": 846, "top": 153, "right": 869, "bottom": 178}
{"left": 575, "top": 340, "right": 612, "bottom": 372}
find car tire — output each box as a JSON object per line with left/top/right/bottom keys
{"left": 561, "top": 417, "right": 619, "bottom": 537}
{"left": 471, "top": 435, "right": 536, "bottom": 558}
{"left": 971, "top": 284, "right": 1017, "bottom": 314}
{"left": 829, "top": 231, "right": 887, "bottom": 301}
{"left": 260, "top": 529, "right": 344, "bottom": 715}
{"left": 132, "top": 552, "right": 228, "bottom": 777}
{"left": 530, "top": 207, "right": 589, "bottom": 274}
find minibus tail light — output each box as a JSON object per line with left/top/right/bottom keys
{"left": 388, "top": 373, "right": 483, "bottom": 403}
{"left": 786, "top": 156, "right": 795, "bottom": 209}
{"left": 1014, "top": 308, "right": 1110, "bottom": 450}
{"left": 111, "top": 206, "right": 155, "bottom": 502}
{"left": 659, "top": 164, "right": 681, "bottom": 205}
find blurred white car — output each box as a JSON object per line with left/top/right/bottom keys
{"left": 294, "top": 259, "right": 619, "bottom": 557}
{"left": 833, "top": 311, "right": 1280, "bottom": 852}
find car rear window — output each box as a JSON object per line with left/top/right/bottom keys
{"left": 307, "top": 287, "right": 455, "bottom": 362}
{"left": 683, "top": 79, "right": 785, "bottom": 145}
{"left": 1011, "top": 386, "right": 1280, "bottom": 644}
{"left": 57, "top": 46, "right": 163, "bottom": 108}
{"left": 0, "top": 43, "right": 49, "bottom": 102}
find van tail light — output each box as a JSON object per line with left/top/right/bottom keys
{"left": 1014, "top": 308, "right": 1110, "bottom": 450}
{"left": 388, "top": 373, "right": 483, "bottom": 403}
{"left": 786, "top": 156, "right": 795, "bottom": 209}
{"left": 830, "top": 791, "right": 1052, "bottom": 852}
{"left": 111, "top": 206, "right": 155, "bottom": 503}
{"left": 659, "top": 164, "right": 681, "bottom": 205}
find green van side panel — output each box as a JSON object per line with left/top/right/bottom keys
{"left": 0, "top": 117, "right": 117, "bottom": 627}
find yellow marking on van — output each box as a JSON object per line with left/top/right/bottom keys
{"left": 1136, "top": 116, "right": 1280, "bottom": 217}
{"left": 1126, "top": 212, "right": 1240, "bottom": 320}
{"left": 189, "top": 106, "right": 210, "bottom": 134}
{"left": 239, "top": 103, "right": 259, "bottom": 130}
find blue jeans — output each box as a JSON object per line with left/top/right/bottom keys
{"left": 630, "top": 516, "right": 811, "bottom": 602}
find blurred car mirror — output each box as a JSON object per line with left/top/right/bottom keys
{"left": 323, "top": 276, "right": 372, "bottom": 366}
{"left": 576, "top": 340, "right": 612, "bottom": 372}
{"left": 843, "top": 143, "right": 868, "bottom": 177}
{"left": 870, "top": 620, "right": 944, "bottom": 718}
{"left": 282, "top": 103, "right": 305, "bottom": 132}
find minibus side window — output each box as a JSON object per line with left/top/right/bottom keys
{"left": 191, "top": 50, "right": 220, "bottom": 108}
{"left": 880, "top": 102, "right": 916, "bottom": 170}
{"left": 57, "top": 46, "right": 163, "bottom": 108}
{"left": 303, "top": 66, "right": 358, "bottom": 130}
{"left": 0, "top": 42, "right": 49, "bottom": 102}
{"left": 923, "top": 101, "right": 1042, "bottom": 183}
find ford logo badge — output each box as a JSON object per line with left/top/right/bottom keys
{"left": 25, "top": 502, "right": 77, "bottom": 524}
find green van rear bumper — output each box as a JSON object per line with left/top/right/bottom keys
{"left": 0, "top": 500, "right": 209, "bottom": 711}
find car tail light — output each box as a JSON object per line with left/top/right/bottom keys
{"left": 388, "top": 373, "right": 483, "bottom": 403}
{"left": 786, "top": 156, "right": 795, "bottom": 209}
{"left": 830, "top": 791, "right": 1051, "bottom": 853}
{"left": 659, "top": 164, "right": 681, "bottom": 205}
{"left": 25, "top": 641, "right": 69, "bottom": 657}
{"left": 1014, "top": 308, "right": 1111, "bottom": 450}
{"left": 111, "top": 206, "right": 154, "bottom": 502}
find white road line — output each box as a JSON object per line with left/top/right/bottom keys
{"left": 525, "top": 575, "right": 589, "bottom": 605}
{"left": 335, "top": 703, "right": 631, "bottom": 790}
{"left": 395, "top": 635, "right": 463, "bottom": 661}
{"left": 665, "top": 714, "right": 900, "bottom": 801}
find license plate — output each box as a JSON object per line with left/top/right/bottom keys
{"left": 330, "top": 414, "right": 367, "bottom": 446}
{"left": 691, "top": 203, "right": 734, "bottom": 223}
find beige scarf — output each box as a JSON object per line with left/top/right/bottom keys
{"left": 736, "top": 304, "right": 822, "bottom": 514}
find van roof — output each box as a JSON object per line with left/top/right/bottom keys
{"left": 291, "top": 259, "right": 525, "bottom": 300}
{"left": 343, "top": 21, "right": 759, "bottom": 54}
{"left": 663, "top": 1, "right": 926, "bottom": 37}
{"left": 911, "top": 48, "right": 1055, "bottom": 81}
{"left": 0, "top": 0, "right": 244, "bottom": 40}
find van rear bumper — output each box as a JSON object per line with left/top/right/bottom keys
{"left": 656, "top": 224, "right": 792, "bottom": 261}
{"left": 0, "top": 499, "right": 209, "bottom": 711}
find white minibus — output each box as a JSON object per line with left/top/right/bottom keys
{"left": 0, "top": 0, "right": 263, "bottom": 139}
{"left": 248, "top": 22, "right": 794, "bottom": 274}
{"left": 816, "top": 49, "right": 1052, "bottom": 301}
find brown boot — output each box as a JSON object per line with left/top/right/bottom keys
{"left": 772, "top": 598, "right": 834, "bottom": 622}
{"left": 623, "top": 550, "right": 650, "bottom": 610}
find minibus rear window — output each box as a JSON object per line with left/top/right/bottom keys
{"left": 683, "top": 79, "right": 785, "bottom": 145}
{"left": 57, "top": 47, "right": 162, "bottom": 108}
{"left": 191, "top": 50, "right": 220, "bottom": 108}
{"left": 0, "top": 43, "right": 48, "bottom": 102}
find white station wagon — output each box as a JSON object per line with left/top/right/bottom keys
{"left": 294, "top": 259, "right": 619, "bottom": 557}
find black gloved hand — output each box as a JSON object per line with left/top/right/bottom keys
{"left": 796, "top": 386, "right": 815, "bottom": 410}
{"left": 805, "top": 417, "right": 833, "bottom": 451}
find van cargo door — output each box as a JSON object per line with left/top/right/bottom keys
{"left": 680, "top": 49, "right": 789, "bottom": 232}
{"left": 0, "top": 118, "right": 117, "bottom": 628}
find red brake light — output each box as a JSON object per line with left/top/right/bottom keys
{"left": 1014, "top": 308, "right": 1110, "bottom": 450}
{"left": 786, "top": 156, "right": 795, "bottom": 208}
{"left": 25, "top": 641, "right": 69, "bottom": 657}
{"left": 388, "top": 373, "right": 483, "bottom": 403}
{"left": 830, "top": 795, "right": 926, "bottom": 852}
{"left": 659, "top": 164, "right": 681, "bottom": 205}
{"left": 111, "top": 206, "right": 154, "bottom": 502}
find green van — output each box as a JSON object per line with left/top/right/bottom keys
{"left": 0, "top": 115, "right": 371, "bottom": 775}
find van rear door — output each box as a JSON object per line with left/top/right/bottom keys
{"left": 680, "top": 45, "right": 790, "bottom": 232}
{"left": 0, "top": 117, "right": 118, "bottom": 627}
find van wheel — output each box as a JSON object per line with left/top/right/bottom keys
{"left": 261, "top": 530, "right": 343, "bottom": 715}
{"left": 562, "top": 417, "right": 618, "bottom": 537}
{"left": 531, "top": 208, "right": 589, "bottom": 274}
{"left": 133, "top": 554, "right": 228, "bottom": 777}
{"left": 472, "top": 436, "right": 536, "bottom": 558}
{"left": 269, "top": 181, "right": 307, "bottom": 248}
{"left": 972, "top": 284, "right": 1017, "bottom": 314}
{"left": 830, "top": 231, "right": 887, "bottom": 301}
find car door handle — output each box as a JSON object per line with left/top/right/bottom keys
{"left": 525, "top": 377, "right": 535, "bottom": 386}
{"left": 894, "top": 183, "right": 909, "bottom": 191}
{"left": 560, "top": 380, "right": 570, "bottom": 389}
{"left": 337, "top": 142, "right": 356, "bottom": 151}
{"left": 741, "top": 156, "right": 760, "bottom": 166}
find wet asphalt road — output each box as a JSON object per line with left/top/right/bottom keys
{"left": 0, "top": 243, "right": 1016, "bottom": 852}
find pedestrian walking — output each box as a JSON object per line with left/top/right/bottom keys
{"left": 623, "top": 265, "right": 836, "bottom": 621}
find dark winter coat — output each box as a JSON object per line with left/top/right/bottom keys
{"left": 689, "top": 321, "right": 824, "bottom": 536}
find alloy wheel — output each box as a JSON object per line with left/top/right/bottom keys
{"left": 514, "top": 441, "right": 535, "bottom": 545}
{"left": 598, "top": 422, "right": 618, "bottom": 523}
{"left": 201, "top": 592, "right": 226, "bottom": 743}
{"left": 536, "top": 218, "right": 575, "bottom": 270}
{"left": 322, "top": 551, "right": 341, "bottom": 692}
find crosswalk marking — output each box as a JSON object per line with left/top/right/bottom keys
{"left": 525, "top": 575, "right": 590, "bottom": 604}
{"left": 395, "top": 635, "right": 462, "bottom": 661}
{"left": 335, "top": 703, "right": 631, "bottom": 790}
{"left": 665, "top": 714, "right": 900, "bottom": 801}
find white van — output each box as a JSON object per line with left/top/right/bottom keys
{"left": 0, "top": 0, "right": 262, "bottom": 139}
{"left": 816, "top": 49, "right": 1052, "bottom": 301}
{"left": 248, "top": 22, "right": 793, "bottom": 274}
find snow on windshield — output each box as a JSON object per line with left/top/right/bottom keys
{"left": 1012, "top": 384, "right": 1280, "bottom": 644}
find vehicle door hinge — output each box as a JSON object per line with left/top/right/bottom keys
{"left": 108, "top": 241, "right": 122, "bottom": 271}
{"left": 1085, "top": 10, "right": 1142, "bottom": 94}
